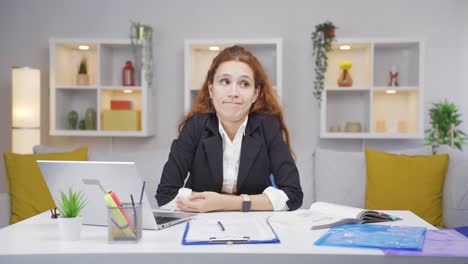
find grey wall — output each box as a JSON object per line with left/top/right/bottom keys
{"left": 0, "top": 0, "right": 467, "bottom": 193}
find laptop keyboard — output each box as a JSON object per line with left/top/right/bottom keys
{"left": 155, "top": 216, "right": 180, "bottom": 225}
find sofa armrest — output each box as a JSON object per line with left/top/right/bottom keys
{"left": 0, "top": 192, "right": 10, "bottom": 228}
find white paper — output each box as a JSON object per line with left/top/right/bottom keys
{"left": 185, "top": 216, "right": 276, "bottom": 242}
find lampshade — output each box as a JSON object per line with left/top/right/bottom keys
{"left": 12, "top": 67, "right": 40, "bottom": 154}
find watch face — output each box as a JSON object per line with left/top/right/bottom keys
{"left": 241, "top": 200, "right": 251, "bottom": 212}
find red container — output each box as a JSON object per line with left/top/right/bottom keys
{"left": 110, "top": 100, "right": 132, "bottom": 110}
{"left": 122, "top": 61, "right": 135, "bottom": 86}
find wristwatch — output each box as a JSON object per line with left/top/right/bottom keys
{"left": 241, "top": 194, "right": 251, "bottom": 212}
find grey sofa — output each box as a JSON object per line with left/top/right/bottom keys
{"left": 0, "top": 145, "right": 466, "bottom": 229}
{"left": 314, "top": 146, "right": 468, "bottom": 228}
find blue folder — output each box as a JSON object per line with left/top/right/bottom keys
{"left": 182, "top": 219, "right": 280, "bottom": 245}
{"left": 315, "top": 224, "right": 427, "bottom": 250}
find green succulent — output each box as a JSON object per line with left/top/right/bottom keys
{"left": 78, "top": 57, "right": 88, "bottom": 74}
{"left": 425, "top": 99, "right": 467, "bottom": 154}
{"left": 56, "top": 188, "right": 87, "bottom": 218}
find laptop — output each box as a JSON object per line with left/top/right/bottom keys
{"left": 37, "top": 160, "right": 195, "bottom": 230}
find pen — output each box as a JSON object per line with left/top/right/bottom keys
{"left": 130, "top": 194, "right": 137, "bottom": 216}
{"left": 269, "top": 174, "right": 278, "bottom": 189}
{"left": 217, "top": 221, "right": 225, "bottom": 231}
{"left": 139, "top": 181, "right": 146, "bottom": 204}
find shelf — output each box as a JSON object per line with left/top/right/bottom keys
{"left": 53, "top": 42, "right": 98, "bottom": 87}
{"left": 373, "top": 86, "right": 418, "bottom": 91}
{"left": 100, "top": 86, "right": 142, "bottom": 91}
{"left": 100, "top": 89, "right": 142, "bottom": 111}
{"left": 325, "top": 42, "right": 371, "bottom": 87}
{"left": 56, "top": 86, "right": 98, "bottom": 90}
{"left": 373, "top": 42, "right": 420, "bottom": 87}
{"left": 100, "top": 43, "right": 141, "bottom": 87}
{"left": 321, "top": 132, "right": 423, "bottom": 139}
{"left": 324, "top": 90, "right": 370, "bottom": 134}
{"left": 50, "top": 38, "right": 154, "bottom": 137}
{"left": 325, "top": 87, "right": 370, "bottom": 91}
{"left": 320, "top": 38, "right": 423, "bottom": 139}
{"left": 54, "top": 89, "right": 97, "bottom": 131}
{"left": 372, "top": 90, "right": 419, "bottom": 134}
{"left": 49, "top": 130, "right": 151, "bottom": 137}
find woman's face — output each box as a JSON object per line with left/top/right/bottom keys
{"left": 208, "top": 60, "right": 259, "bottom": 124}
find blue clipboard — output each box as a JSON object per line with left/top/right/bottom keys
{"left": 181, "top": 218, "right": 280, "bottom": 245}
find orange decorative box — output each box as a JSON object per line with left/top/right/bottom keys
{"left": 102, "top": 110, "right": 141, "bottom": 131}
{"left": 110, "top": 100, "right": 132, "bottom": 110}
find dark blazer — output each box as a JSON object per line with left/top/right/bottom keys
{"left": 155, "top": 112, "right": 303, "bottom": 210}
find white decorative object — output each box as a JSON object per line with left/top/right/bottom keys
{"left": 58, "top": 216, "right": 83, "bottom": 241}
{"left": 11, "top": 67, "right": 40, "bottom": 154}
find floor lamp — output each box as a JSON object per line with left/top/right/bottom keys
{"left": 11, "top": 67, "right": 40, "bottom": 154}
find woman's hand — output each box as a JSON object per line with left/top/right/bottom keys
{"left": 176, "top": 192, "right": 225, "bottom": 213}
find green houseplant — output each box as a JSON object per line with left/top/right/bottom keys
{"left": 311, "top": 21, "right": 337, "bottom": 102}
{"left": 425, "top": 99, "right": 467, "bottom": 154}
{"left": 76, "top": 56, "right": 90, "bottom": 85}
{"left": 56, "top": 188, "right": 87, "bottom": 241}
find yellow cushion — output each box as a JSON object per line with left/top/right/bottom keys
{"left": 3, "top": 147, "right": 88, "bottom": 224}
{"left": 365, "top": 148, "right": 449, "bottom": 227}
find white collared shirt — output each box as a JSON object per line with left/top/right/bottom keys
{"left": 161, "top": 116, "right": 289, "bottom": 211}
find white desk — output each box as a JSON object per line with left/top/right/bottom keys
{"left": 0, "top": 210, "right": 466, "bottom": 264}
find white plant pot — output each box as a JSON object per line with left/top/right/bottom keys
{"left": 58, "top": 216, "right": 83, "bottom": 241}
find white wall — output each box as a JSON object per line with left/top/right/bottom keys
{"left": 463, "top": 0, "right": 468, "bottom": 133}
{"left": 0, "top": 0, "right": 467, "bottom": 194}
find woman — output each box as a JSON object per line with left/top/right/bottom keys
{"left": 156, "top": 45, "right": 302, "bottom": 212}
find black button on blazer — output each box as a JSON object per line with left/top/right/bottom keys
{"left": 155, "top": 112, "right": 303, "bottom": 210}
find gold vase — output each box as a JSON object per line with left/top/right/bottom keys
{"left": 337, "top": 69, "right": 353, "bottom": 87}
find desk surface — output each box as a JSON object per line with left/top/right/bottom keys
{"left": 0, "top": 210, "right": 465, "bottom": 264}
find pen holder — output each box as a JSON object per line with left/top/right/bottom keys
{"left": 107, "top": 202, "right": 142, "bottom": 243}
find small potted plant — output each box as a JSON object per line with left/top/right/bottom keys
{"left": 311, "top": 20, "right": 337, "bottom": 102}
{"left": 76, "top": 56, "right": 90, "bottom": 86}
{"left": 425, "top": 99, "right": 467, "bottom": 154}
{"left": 56, "top": 188, "right": 87, "bottom": 241}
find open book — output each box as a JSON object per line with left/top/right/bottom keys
{"left": 270, "top": 201, "right": 401, "bottom": 230}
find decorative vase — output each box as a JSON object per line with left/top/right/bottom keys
{"left": 76, "top": 74, "right": 90, "bottom": 86}
{"left": 337, "top": 69, "right": 353, "bottom": 87}
{"left": 79, "top": 120, "right": 86, "bottom": 130}
{"left": 58, "top": 216, "right": 83, "bottom": 241}
{"left": 345, "top": 122, "right": 362, "bottom": 132}
{"left": 85, "top": 108, "right": 96, "bottom": 130}
{"left": 375, "top": 120, "right": 387, "bottom": 133}
{"left": 122, "top": 61, "right": 135, "bottom": 86}
{"left": 67, "top": 110, "right": 78, "bottom": 130}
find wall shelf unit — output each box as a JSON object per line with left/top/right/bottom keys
{"left": 49, "top": 38, "right": 155, "bottom": 137}
{"left": 320, "top": 38, "right": 424, "bottom": 139}
{"left": 184, "top": 38, "right": 282, "bottom": 112}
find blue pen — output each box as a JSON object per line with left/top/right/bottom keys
{"left": 269, "top": 174, "right": 278, "bottom": 189}
{"left": 139, "top": 181, "right": 146, "bottom": 204}
{"left": 217, "top": 221, "right": 225, "bottom": 231}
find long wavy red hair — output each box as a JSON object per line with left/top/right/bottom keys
{"left": 180, "top": 45, "right": 294, "bottom": 156}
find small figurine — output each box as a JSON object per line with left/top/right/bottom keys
{"left": 388, "top": 65, "right": 399, "bottom": 87}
